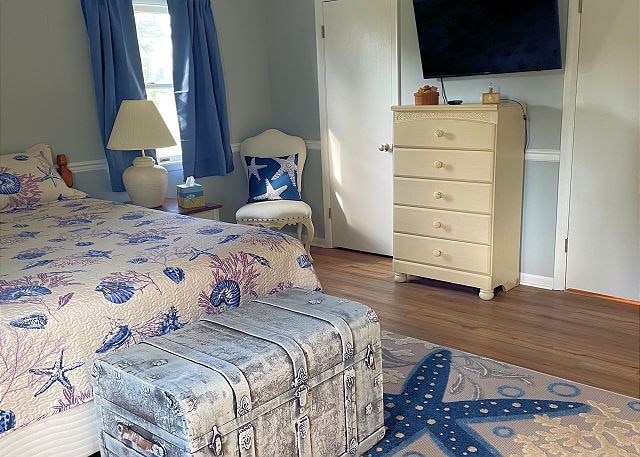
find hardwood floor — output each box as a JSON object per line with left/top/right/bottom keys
{"left": 311, "top": 247, "right": 640, "bottom": 398}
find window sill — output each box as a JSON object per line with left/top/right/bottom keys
{"left": 158, "top": 160, "right": 183, "bottom": 173}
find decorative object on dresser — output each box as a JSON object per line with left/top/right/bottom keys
{"left": 157, "top": 197, "right": 221, "bottom": 221}
{"left": 414, "top": 84, "right": 440, "bottom": 105}
{"left": 391, "top": 103, "right": 525, "bottom": 300}
{"left": 236, "top": 129, "right": 314, "bottom": 254}
{"left": 92, "top": 288, "right": 385, "bottom": 457}
{"left": 107, "top": 100, "right": 176, "bottom": 208}
{"left": 481, "top": 83, "right": 501, "bottom": 104}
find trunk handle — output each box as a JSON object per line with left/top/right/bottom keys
{"left": 117, "top": 423, "right": 166, "bottom": 457}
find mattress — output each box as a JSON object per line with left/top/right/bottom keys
{"left": 0, "top": 198, "right": 320, "bottom": 442}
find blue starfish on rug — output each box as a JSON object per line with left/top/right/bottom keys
{"left": 372, "top": 349, "right": 589, "bottom": 456}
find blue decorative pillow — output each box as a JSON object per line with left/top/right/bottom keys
{"left": 245, "top": 155, "right": 301, "bottom": 203}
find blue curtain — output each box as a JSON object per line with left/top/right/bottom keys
{"left": 167, "top": 0, "right": 234, "bottom": 179}
{"left": 81, "top": 0, "right": 154, "bottom": 192}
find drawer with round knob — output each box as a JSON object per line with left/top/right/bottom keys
{"left": 393, "top": 117, "right": 496, "bottom": 151}
{"left": 394, "top": 178, "right": 493, "bottom": 213}
{"left": 394, "top": 148, "right": 494, "bottom": 182}
{"left": 394, "top": 233, "right": 491, "bottom": 274}
{"left": 394, "top": 206, "right": 492, "bottom": 244}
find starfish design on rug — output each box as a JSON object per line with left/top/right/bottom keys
{"left": 254, "top": 179, "right": 287, "bottom": 201}
{"left": 271, "top": 155, "right": 298, "bottom": 187}
{"left": 29, "top": 349, "right": 84, "bottom": 397}
{"left": 372, "top": 349, "right": 589, "bottom": 456}
{"left": 247, "top": 157, "right": 267, "bottom": 181}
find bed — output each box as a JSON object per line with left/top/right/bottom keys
{"left": 0, "top": 151, "right": 320, "bottom": 456}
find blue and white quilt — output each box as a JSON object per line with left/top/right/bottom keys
{"left": 0, "top": 198, "right": 320, "bottom": 435}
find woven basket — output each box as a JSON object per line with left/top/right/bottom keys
{"left": 415, "top": 91, "right": 439, "bottom": 105}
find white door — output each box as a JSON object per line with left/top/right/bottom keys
{"left": 566, "top": 0, "right": 639, "bottom": 299}
{"left": 323, "top": 0, "right": 396, "bottom": 256}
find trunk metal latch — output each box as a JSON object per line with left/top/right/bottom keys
{"left": 365, "top": 344, "right": 376, "bottom": 370}
{"left": 210, "top": 425, "right": 223, "bottom": 456}
{"left": 294, "top": 384, "right": 309, "bottom": 408}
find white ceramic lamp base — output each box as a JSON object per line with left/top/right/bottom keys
{"left": 122, "top": 156, "right": 168, "bottom": 208}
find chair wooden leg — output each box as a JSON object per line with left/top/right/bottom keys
{"left": 302, "top": 218, "right": 314, "bottom": 254}
{"left": 296, "top": 223, "right": 303, "bottom": 242}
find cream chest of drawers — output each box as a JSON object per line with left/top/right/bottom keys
{"left": 391, "top": 103, "right": 525, "bottom": 300}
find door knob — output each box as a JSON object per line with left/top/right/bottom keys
{"left": 433, "top": 191, "right": 444, "bottom": 199}
{"left": 434, "top": 129, "right": 445, "bottom": 138}
{"left": 378, "top": 143, "right": 392, "bottom": 152}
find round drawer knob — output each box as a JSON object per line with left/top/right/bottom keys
{"left": 434, "top": 160, "right": 444, "bottom": 169}
{"left": 434, "top": 129, "right": 445, "bottom": 138}
{"left": 432, "top": 249, "right": 442, "bottom": 257}
{"left": 432, "top": 221, "right": 442, "bottom": 228}
{"left": 433, "top": 191, "right": 444, "bottom": 199}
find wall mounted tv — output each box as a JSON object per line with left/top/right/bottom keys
{"left": 413, "top": 0, "right": 563, "bottom": 78}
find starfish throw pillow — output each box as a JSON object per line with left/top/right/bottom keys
{"left": 245, "top": 154, "right": 301, "bottom": 203}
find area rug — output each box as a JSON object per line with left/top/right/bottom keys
{"left": 376, "top": 331, "right": 640, "bottom": 457}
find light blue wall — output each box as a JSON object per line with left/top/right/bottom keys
{"left": 266, "top": 0, "right": 324, "bottom": 238}
{"left": 0, "top": 0, "right": 104, "bottom": 160}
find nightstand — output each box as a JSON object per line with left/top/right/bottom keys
{"left": 158, "top": 198, "right": 222, "bottom": 221}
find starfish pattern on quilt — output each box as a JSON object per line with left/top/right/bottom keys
{"left": 373, "top": 349, "right": 589, "bottom": 456}
{"left": 188, "top": 246, "right": 217, "bottom": 261}
{"left": 247, "top": 157, "right": 268, "bottom": 181}
{"left": 271, "top": 155, "right": 298, "bottom": 187}
{"left": 254, "top": 179, "right": 287, "bottom": 201}
{"left": 28, "top": 349, "right": 84, "bottom": 397}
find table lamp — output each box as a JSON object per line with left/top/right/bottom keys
{"left": 107, "top": 100, "right": 176, "bottom": 208}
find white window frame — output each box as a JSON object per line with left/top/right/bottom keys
{"left": 133, "top": 1, "right": 182, "bottom": 167}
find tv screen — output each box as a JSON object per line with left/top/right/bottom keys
{"left": 413, "top": 0, "right": 563, "bottom": 78}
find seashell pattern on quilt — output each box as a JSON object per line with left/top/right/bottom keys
{"left": 0, "top": 198, "right": 320, "bottom": 436}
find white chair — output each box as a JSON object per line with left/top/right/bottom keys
{"left": 235, "top": 129, "right": 314, "bottom": 253}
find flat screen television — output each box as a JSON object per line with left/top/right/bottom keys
{"left": 413, "top": 0, "right": 563, "bottom": 78}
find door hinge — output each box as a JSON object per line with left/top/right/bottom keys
{"left": 328, "top": 207, "right": 332, "bottom": 219}
{"left": 578, "top": 0, "right": 583, "bottom": 13}
{"left": 321, "top": 25, "right": 325, "bottom": 38}
{"left": 564, "top": 238, "right": 568, "bottom": 253}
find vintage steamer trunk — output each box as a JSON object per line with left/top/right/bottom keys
{"left": 92, "top": 288, "right": 385, "bottom": 456}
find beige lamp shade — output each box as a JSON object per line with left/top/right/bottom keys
{"left": 107, "top": 100, "right": 177, "bottom": 150}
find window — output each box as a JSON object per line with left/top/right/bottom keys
{"left": 133, "top": 2, "right": 182, "bottom": 163}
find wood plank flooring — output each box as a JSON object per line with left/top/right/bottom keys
{"left": 311, "top": 247, "right": 640, "bottom": 398}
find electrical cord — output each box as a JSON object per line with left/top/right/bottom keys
{"left": 501, "top": 98, "right": 528, "bottom": 151}
{"left": 439, "top": 77, "right": 448, "bottom": 104}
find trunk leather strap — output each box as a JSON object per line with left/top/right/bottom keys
{"left": 255, "top": 298, "right": 356, "bottom": 362}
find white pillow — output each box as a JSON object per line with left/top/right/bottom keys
{"left": 0, "top": 149, "right": 86, "bottom": 212}
{"left": 24, "top": 143, "right": 54, "bottom": 165}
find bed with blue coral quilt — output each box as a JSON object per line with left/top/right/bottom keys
{"left": 0, "top": 198, "right": 320, "bottom": 438}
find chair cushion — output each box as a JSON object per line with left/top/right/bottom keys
{"left": 245, "top": 154, "right": 301, "bottom": 203}
{"left": 236, "top": 200, "right": 312, "bottom": 221}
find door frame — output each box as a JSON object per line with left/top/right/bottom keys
{"left": 553, "top": 0, "right": 582, "bottom": 290}
{"left": 314, "top": 0, "right": 401, "bottom": 249}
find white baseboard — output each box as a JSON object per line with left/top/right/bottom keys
{"left": 519, "top": 273, "right": 554, "bottom": 290}
{"left": 311, "top": 236, "right": 326, "bottom": 248}
{"left": 524, "top": 148, "right": 560, "bottom": 162}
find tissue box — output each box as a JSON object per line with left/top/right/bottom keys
{"left": 177, "top": 183, "right": 205, "bottom": 209}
